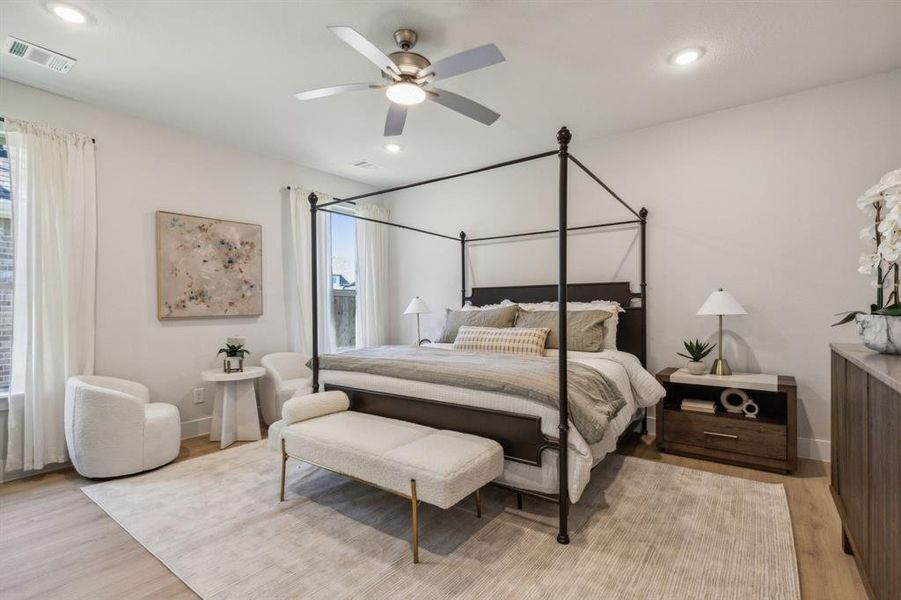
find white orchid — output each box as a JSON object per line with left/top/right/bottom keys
{"left": 859, "top": 253, "right": 878, "bottom": 274}
{"left": 857, "top": 193, "right": 880, "bottom": 216}
{"left": 885, "top": 190, "right": 901, "bottom": 210}
{"left": 845, "top": 167, "right": 901, "bottom": 317}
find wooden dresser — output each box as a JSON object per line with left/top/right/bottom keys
{"left": 830, "top": 343, "right": 901, "bottom": 600}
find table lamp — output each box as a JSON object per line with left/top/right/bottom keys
{"left": 404, "top": 296, "right": 431, "bottom": 345}
{"left": 697, "top": 288, "right": 747, "bottom": 376}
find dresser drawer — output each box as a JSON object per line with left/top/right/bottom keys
{"left": 663, "top": 410, "right": 787, "bottom": 460}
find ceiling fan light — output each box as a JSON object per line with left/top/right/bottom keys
{"left": 386, "top": 82, "right": 425, "bottom": 106}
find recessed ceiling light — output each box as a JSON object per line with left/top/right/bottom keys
{"left": 383, "top": 143, "right": 402, "bottom": 153}
{"left": 385, "top": 82, "right": 426, "bottom": 106}
{"left": 669, "top": 47, "right": 704, "bottom": 66}
{"left": 50, "top": 3, "right": 88, "bottom": 24}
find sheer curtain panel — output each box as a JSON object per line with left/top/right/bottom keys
{"left": 5, "top": 120, "right": 97, "bottom": 473}
{"left": 285, "top": 187, "right": 336, "bottom": 355}
{"left": 355, "top": 201, "right": 390, "bottom": 347}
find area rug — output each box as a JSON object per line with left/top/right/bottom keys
{"left": 82, "top": 441, "right": 800, "bottom": 599}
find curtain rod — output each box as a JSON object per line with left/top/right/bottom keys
{"left": 318, "top": 149, "right": 559, "bottom": 208}
{"left": 567, "top": 154, "right": 639, "bottom": 219}
{"left": 0, "top": 116, "right": 96, "bottom": 144}
{"left": 468, "top": 218, "right": 641, "bottom": 243}
{"left": 285, "top": 186, "right": 355, "bottom": 205}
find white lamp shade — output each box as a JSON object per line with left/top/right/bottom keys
{"left": 404, "top": 296, "right": 431, "bottom": 315}
{"left": 697, "top": 289, "right": 747, "bottom": 316}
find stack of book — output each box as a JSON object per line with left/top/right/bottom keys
{"left": 681, "top": 399, "right": 717, "bottom": 414}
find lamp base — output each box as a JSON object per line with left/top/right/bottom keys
{"left": 710, "top": 358, "right": 733, "bottom": 376}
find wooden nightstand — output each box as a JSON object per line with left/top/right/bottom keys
{"left": 655, "top": 368, "right": 797, "bottom": 473}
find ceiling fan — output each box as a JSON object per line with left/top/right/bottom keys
{"left": 294, "top": 27, "right": 505, "bottom": 137}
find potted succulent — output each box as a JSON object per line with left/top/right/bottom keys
{"left": 677, "top": 339, "right": 715, "bottom": 375}
{"left": 218, "top": 336, "right": 250, "bottom": 373}
{"left": 834, "top": 168, "right": 901, "bottom": 353}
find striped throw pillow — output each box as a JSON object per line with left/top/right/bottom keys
{"left": 453, "top": 326, "right": 550, "bottom": 357}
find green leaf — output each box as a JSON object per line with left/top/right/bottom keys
{"left": 831, "top": 311, "right": 861, "bottom": 327}
{"left": 875, "top": 303, "right": 901, "bottom": 316}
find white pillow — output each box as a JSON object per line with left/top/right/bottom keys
{"left": 461, "top": 299, "right": 516, "bottom": 311}
{"left": 518, "top": 300, "right": 622, "bottom": 350}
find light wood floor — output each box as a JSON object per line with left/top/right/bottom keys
{"left": 0, "top": 434, "right": 866, "bottom": 600}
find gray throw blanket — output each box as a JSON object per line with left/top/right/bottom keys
{"left": 315, "top": 346, "right": 626, "bottom": 444}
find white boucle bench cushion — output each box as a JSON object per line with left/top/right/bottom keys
{"left": 280, "top": 408, "right": 503, "bottom": 510}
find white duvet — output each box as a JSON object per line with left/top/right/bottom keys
{"left": 316, "top": 343, "right": 664, "bottom": 502}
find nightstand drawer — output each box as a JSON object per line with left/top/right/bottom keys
{"left": 663, "top": 410, "right": 787, "bottom": 460}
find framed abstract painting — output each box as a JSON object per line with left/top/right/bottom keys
{"left": 156, "top": 211, "right": 262, "bottom": 319}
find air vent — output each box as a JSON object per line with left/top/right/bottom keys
{"left": 352, "top": 160, "right": 379, "bottom": 170}
{"left": 4, "top": 36, "right": 76, "bottom": 73}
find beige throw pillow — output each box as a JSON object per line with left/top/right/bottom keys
{"left": 453, "top": 326, "right": 550, "bottom": 357}
{"left": 514, "top": 309, "right": 613, "bottom": 352}
{"left": 438, "top": 305, "right": 518, "bottom": 343}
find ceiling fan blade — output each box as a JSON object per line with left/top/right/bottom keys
{"left": 294, "top": 83, "right": 383, "bottom": 101}
{"left": 328, "top": 26, "right": 401, "bottom": 79}
{"left": 429, "top": 88, "right": 500, "bottom": 126}
{"left": 384, "top": 103, "right": 407, "bottom": 137}
{"left": 419, "top": 44, "right": 505, "bottom": 81}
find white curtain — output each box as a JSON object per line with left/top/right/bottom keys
{"left": 355, "top": 202, "right": 390, "bottom": 347}
{"left": 6, "top": 120, "right": 97, "bottom": 472}
{"left": 285, "top": 187, "right": 335, "bottom": 355}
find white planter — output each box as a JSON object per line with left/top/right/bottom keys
{"left": 686, "top": 361, "right": 706, "bottom": 375}
{"left": 856, "top": 314, "right": 901, "bottom": 354}
{"left": 223, "top": 356, "right": 244, "bottom": 373}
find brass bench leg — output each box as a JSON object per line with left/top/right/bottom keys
{"left": 279, "top": 439, "right": 287, "bottom": 502}
{"left": 410, "top": 479, "right": 419, "bottom": 564}
{"left": 475, "top": 489, "right": 482, "bottom": 518}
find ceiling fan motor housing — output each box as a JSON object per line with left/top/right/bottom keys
{"left": 387, "top": 51, "right": 430, "bottom": 77}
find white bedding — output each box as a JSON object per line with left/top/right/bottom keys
{"left": 318, "top": 343, "right": 663, "bottom": 502}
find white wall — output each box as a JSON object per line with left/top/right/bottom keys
{"left": 387, "top": 70, "right": 901, "bottom": 461}
{"left": 0, "top": 79, "right": 370, "bottom": 441}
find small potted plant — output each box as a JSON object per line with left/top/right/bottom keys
{"left": 677, "top": 339, "right": 715, "bottom": 375}
{"left": 218, "top": 336, "right": 250, "bottom": 373}
{"left": 833, "top": 168, "right": 901, "bottom": 353}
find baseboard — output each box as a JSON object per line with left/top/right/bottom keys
{"left": 181, "top": 416, "right": 211, "bottom": 440}
{"left": 798, "top": 436, "right": 830, "bottom": 463}
{"left": 642, "top": 415, "right": 830, "bottom": 463}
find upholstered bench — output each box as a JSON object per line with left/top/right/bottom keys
{"left": 273, "top": 391, "right": 504, "bottom": 563}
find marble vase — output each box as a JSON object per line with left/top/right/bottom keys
{"left": 856, "top": 314, "right": 901, "bottom": 354}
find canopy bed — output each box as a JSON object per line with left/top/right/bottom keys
{"left": 303, "top": 127, "right": 653, "bottom": 545}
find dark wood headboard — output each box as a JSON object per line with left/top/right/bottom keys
{"left": 467, "top": 282, "right": 646, "bottom": 365}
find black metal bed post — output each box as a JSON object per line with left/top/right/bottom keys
{"left": 639, "top": 206, "right": 648, "bottom": 433}
{"left": 639, "top": 207, "right": 648, "bottom": 365}
{"left": 309, "top": 192, "right": 320, "bottom": 392}
{"left": 459, "top": 231, "right": 467, "bottom": 307}
{"left": 556, "top": 126, "right": 571, "bottom": 545}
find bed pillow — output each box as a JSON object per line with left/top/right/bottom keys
{"left": 453, "top": 326, "right": 550, "bottom": 357}
{"left": 460, "top": 299, "right": 516, "bottom": 311}
{"left": 437, "top": 305, "right": 518, "bottom": 343}
{"left": 518, "top": 300, "right": 622, "bottom": 349}
{"left": 514, "top": 309, "right": 613, "bottom": 352}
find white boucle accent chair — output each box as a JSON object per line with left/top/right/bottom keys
{"left": 275, "top": 390, "right": 504, "bottom": 563}
{"left": 64, "top": 376, "right": 181, "bottom": 478}
{"left": 259, "top": 352, "right": 312, "bottom": 425}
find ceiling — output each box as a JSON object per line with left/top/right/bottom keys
{"left": 2, "top": 1, "right": 900, "bottom": 186}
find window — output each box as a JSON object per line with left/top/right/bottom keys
{"left": 330, "top": 211, "right": 356, "bottom": 349}
{"left": 0, "top": 127, "right": 12, "bottom": 394}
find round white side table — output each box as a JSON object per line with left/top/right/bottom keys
{"left": 202, "top": 366, "right": 266, "bottom": 449}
